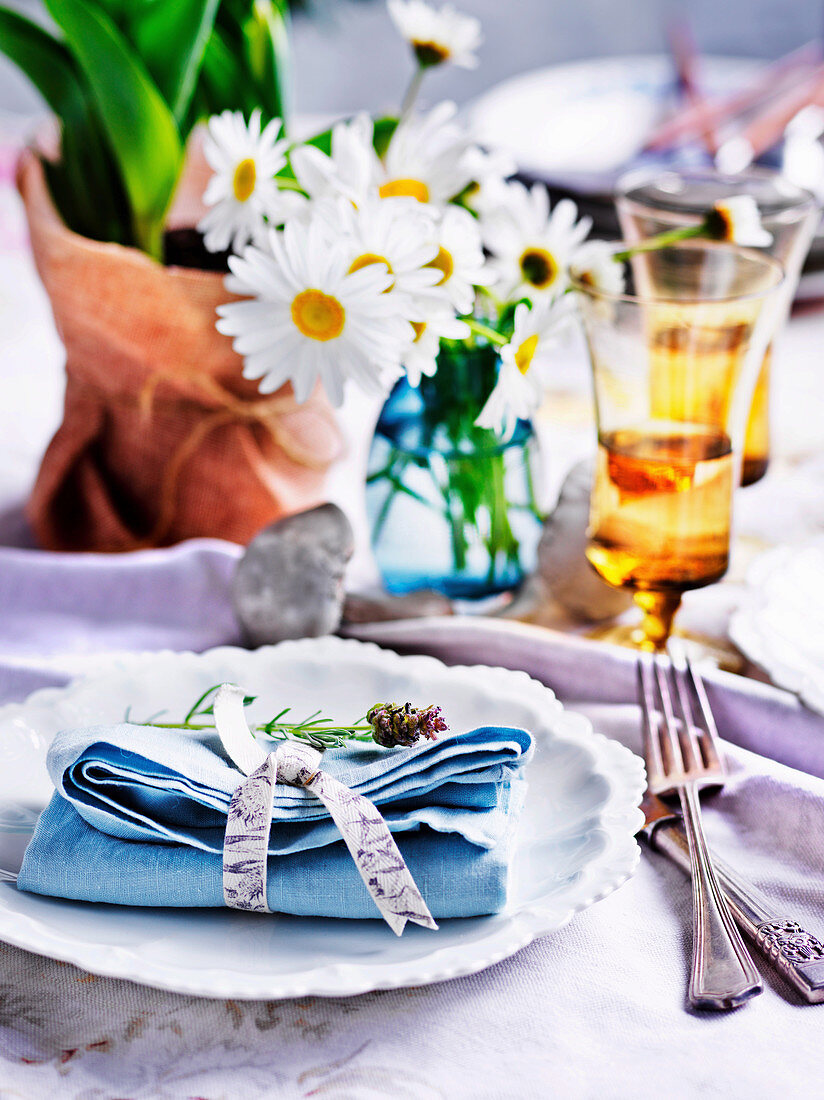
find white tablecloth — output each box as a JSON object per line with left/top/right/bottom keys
{"left": 4, "top": 132, "right": 824, "bottom": 1098}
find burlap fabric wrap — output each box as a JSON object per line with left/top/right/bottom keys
{"left": 19, "top": 151, "right": 344, "bottom": 551}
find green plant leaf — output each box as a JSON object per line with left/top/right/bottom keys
{"left": 373, "top": 116, "right": 399, "bottom": 157}
{"left": 0, "top": 7, "right": 79, "bottom": 122}
{"left": 0, "top": 6, "right": 131, "bottom": 244}
{"left": 127, "top": 0, "right": 221, "bottom": 127}
{"left": 240, "top": 0, "right": 291, "bottom": 124}
{"left": 44, "top": 0, "right": 183, "bottom": 258}
{"left": 198, "top": 1, "right": 290, "bottom": 120}
{"left": 197, "top": 23, "right": 253, "bottom": 116}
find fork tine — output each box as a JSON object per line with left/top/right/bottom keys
{"left": 667, "top": 640, "right": 704, "bottom": 772}
{"left": 685, "top": 655, "right": 723, "bottom": 771}
{"left": 652, "top": 655, "right": 685, "bottom": 776}
{"left": 637, "top": 658, "right": 664, "bottom": 785}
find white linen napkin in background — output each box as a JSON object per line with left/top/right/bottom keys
{"left": 0, "top": 541, "right": 242, "bottom": 665}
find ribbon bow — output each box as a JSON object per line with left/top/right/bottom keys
{"left": 215, "top": 685, "right": 438, "bottom": 935}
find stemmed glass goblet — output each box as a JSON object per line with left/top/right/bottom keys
{"left": 616, "top": 168, "right": 818, "bottom": 486}
{"left": 573, "top": 241, "right": 784, "bottom": 651}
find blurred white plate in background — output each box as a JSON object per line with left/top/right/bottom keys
{"left": 730, "top": 539, "right": 824, "bottom": 715}
{"left": 466, "top": 54, "right": 763, "bottom": 190}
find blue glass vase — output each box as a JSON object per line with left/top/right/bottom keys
{"left": 366, "top": 344, "right": 544, "bottom": 600}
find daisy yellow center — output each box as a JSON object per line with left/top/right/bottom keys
{"left": 519, "top": 247, "right": 558, "bottom": 289}
{"left": 379, "top": 178, "right": 430, "bottom": 203}
{"left": 706, "top": 206, "right": 733, "bottom": 241}
{"left": 411, "top": 321, "right": 427, "bottom": 343}
{"left": 233, "top": 158, "right": 257, "bottom": 203}
{"left": 426, "top": 246, "right": 454, "bottom": 286}
{"left": 348, "top": 252, "right": 395, "bottom": 291}
{"left": 515, "top": 334, "right": 539, "bottom": 375}
{"left": 291, "top": 289, "right": 345, "bottom": 342}
{"left": 413, "top": 40, "right": 451, "bottom": 67}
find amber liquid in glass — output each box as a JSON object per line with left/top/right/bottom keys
{"left": 586, "top": 424, "right": 734, "bottom": 594}
{"left": 741, "top": 348, "right": 771, "bottom": 487}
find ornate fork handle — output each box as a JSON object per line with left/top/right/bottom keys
{"left": 756, "top": 921, "right": 824, "bottom": 997}
{"left": 651, "top": 819, "right": 824, "bottom": 1003}
{"left": 679, "top": 784, "right": 763, "bottom": 1010}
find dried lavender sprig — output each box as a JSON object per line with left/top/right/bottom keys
{"left": 366, "top": 702, "right": 448, "bottom": 748}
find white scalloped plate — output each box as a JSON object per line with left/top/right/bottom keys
{"left": 730, "top": 539, "right": 824, "bottom": 716}
{"left": 0, "top": 637, "right": 644, "bottom": 999}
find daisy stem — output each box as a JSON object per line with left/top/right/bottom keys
{"left": 400, "top": 65, "right": 426, "bottom": 119}
{"left": 275, "top": 175, "right": 307, "bottom": 192}
{"left": 466, "top": 319, "right": 507, "bottom": 347}
{"left": 478, "top": 286, "right": 506, "bottom": 314}
{"left": 612, "top": 223, "right": 706, "bottom": 262}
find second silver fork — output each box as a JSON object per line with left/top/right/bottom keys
{"left": 638, "top": 649, "right": 763, "bottom": 1010}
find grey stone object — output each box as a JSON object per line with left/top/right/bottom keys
{"left": 537, "top": 460, "right": 633, "bottom": 622}
{"left": 233, "top": 503, "right": 355, "bottom": 646}
{"left": 343, "top": 588, "right": 453, "bottom": 624}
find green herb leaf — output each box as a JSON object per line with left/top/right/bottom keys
{"left": 183, "top": 684, "right": 220, "bottom": 724}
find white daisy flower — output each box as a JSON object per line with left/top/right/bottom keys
{"left": 378, "top": 102, "right": 475, "bottom": 206}
{"left": 291, "top": 104, "right": 474, "bottom": 211}
{"left": 460, "top": 144, "right": 516, "bottom": 214}
{"left": 481, "top": 180, "right": 592, "bottom": 302}
{"left": 423, "top": 204, "right": 490, "bottom": 314}
{"left": 324, "top": 194, "right": 443, "bottom": 314}
{"left": 199, "top": 109, "right": 301, "bottom": 253}
{"left": 476, "top": 297, "right": 574, "bottom": 436}
{"left": 290, "top": 113, "right": 376, "bottom": 207}
{"left": 569, "top": 240, "right": 625, "bottom": 296}
{"left": 387, "top": 0, "right": 482, "bottom": 69}
{"left": 403, "top": 309, "right": 471, "bottom": 386}
{"left": 216, "top": 216, "right": 413, "bottom": 407}
{"left": 708, "top": 195, "right": 773, "bottom": 247}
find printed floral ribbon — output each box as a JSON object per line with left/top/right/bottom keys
{"left": 214, "top": 685, "right": 438, "bottom": 935}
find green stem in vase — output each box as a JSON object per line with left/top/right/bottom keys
{"left": 439, "top": 457, "right": 470, "bottom": 573}
{"left": 612, "top": 223, "right": 707, "bottom": 262}
{"left": 465, "top": 318, "right": 508, "bottom": 346}
{"left": 484, "top": 447, "right": 520, "bottom": 584}
{"left": 369, "top": 338, "right": 540, "bottom": 596}
{"left": 523, "top": 444, "right": 544, "bottom": 522}
{"left": 370, "top": 445, "right": 446, "bottom": 547}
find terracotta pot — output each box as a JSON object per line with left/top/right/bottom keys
{"left": 19, "top": 150, "right": 343, "bottom": 552}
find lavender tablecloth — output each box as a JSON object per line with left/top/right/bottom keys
{"left": 0, "top": 542, "right": 823, "bottom": 1098}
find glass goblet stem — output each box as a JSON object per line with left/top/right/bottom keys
{"left": 631, "top": 590, "right": 682, "bottom": 651}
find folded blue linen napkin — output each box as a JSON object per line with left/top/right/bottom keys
{"left": 18, "top": 723, "right": 533, "bottom": 919}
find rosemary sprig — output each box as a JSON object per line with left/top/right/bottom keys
{"left": 127, "top": 684, "right": 447, "bottom": 751}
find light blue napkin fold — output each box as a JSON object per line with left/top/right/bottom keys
{"left": 18, "top": 723, "right": 533, "bottom": 919}
{"left": 45, "top": 722, "right": 532, "bottom": 853}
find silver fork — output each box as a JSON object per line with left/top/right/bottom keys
{"left": 637, "top": 647, "right": 763, "bottom": 1010}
